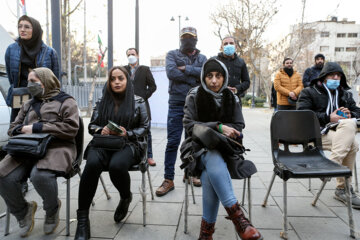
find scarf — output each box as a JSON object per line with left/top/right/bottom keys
{"left": 322, "top": 83, "right": 339, "bottom": 116}
{"left": 18, "top": 16, "right": 43, "bottom": 67}
{"left": 195, "top": 86, "right": 235, "bottom": 123}
{"left": 32, "top": 67, "right": 61, "bottom": 100}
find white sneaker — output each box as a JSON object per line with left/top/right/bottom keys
{"left": 18, "top": 201, "right": 37, "bottom": 238}
{"left": 44, "top": 199, "right": 61, "bottom": 234}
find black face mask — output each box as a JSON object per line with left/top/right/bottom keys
{"left": 284, "top": 68, "right": 293, "bottom": 77}
{"left": 180, "top": 38, "right": 197, "bottom": 53}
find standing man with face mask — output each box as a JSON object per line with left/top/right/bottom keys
{"left": 297, "top": 62, "right": 360, "bottom": 209}
{"left": 155, "top": 27, "right": 207, "bottom": 197}
{"left": 216, "top": 36, "right": 250, "bottom": 100}
{"left": 124, "top": 48, "right": 157, "bottom": 166}
{"left": 303, "top": 53, "right": 325, "bottom": 88}
{"left": 274, "top": 57, "right": 303, "bottom": 110}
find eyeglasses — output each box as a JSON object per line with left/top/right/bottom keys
{"left": 18, "top": 24, "right": 32, "bottom": 30}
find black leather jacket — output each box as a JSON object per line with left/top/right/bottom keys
{"left": 85, "top": 95, "right": 149, "bottom": 161}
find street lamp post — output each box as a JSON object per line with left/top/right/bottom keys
{"left": 170, "top": 15, "right": 189, "bottom": 47}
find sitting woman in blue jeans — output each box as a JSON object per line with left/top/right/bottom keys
{"left": 183, "top": 58, "right": 262, "bottom": 240}
{"left": 74, "top": 66, "right": 149, "bottom": 240}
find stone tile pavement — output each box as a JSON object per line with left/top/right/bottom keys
{"left": 0, "top": 108, "right": 360, "bottom": 239}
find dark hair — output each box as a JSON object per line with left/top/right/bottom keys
{"left": 283, "top": 57, "right": 293, "bottom": 64}
{"left": 18, "top": 15, "right": 33, "bottom": 25}
{"left": 314, "top": 53, "right": 325, "bottom": 60}
{"left": 126, "top": 48, "right": 138, "bottom": 55}
{"left": 97, "top": 66, "right": 134, "bottom": 129}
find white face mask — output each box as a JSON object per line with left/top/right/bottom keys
{"left": 128, "top": 55, "right": 138, "bottom": 65}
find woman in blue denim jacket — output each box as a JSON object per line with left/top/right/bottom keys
{"left": 5, "top": 15, "right": 59, "bottom": 121}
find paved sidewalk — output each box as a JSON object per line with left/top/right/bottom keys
{"left": 0, "top": 108, "right": 359, "bottom": 239}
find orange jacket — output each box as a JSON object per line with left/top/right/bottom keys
{"left": 274, "top": 69, "right": 303, "bottom": 106}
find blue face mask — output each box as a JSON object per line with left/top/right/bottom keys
{"left": 326, "top": 79, "right": 340, "bottom": 90}
{"left": 223, "top": 44, "right": 236, "bottom": 56}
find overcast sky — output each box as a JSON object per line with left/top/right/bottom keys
{"left": 1, "top": 0, "right": 360, "bottom": 66}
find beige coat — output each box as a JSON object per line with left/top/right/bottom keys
{"left": 0, "top": 97, "right": 79, "bottom": 177}
{"left": 274, "top": 69, "right": 303, "bottom": 106}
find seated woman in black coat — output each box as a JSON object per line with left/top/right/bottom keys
{"left": 183, "top": 58, "right": 262, "bottom": 240}
{"left": 74, "top": 66, "right": 149, "bottom": 240}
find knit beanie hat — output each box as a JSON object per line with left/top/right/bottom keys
{"left": 203, "top": 60, "right": 225, "bottom": 77}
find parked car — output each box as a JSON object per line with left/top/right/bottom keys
{"left": 0, "top": 70, "right": 11, "bottom": 157}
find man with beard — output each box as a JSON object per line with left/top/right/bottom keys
{"left": 303, "top": 53, "right": 325, "bottom": 88}
{"left": 156, "top": 27, "right": 207, "bottom": 197}
{"left": 216, "top": 36, "right": 250, "bottom": 101}
{"left": 297, "top": 62, "right": 360, "bottom": 209}
{"left": 273, "top": 57, "right": 303, "bottom": 110}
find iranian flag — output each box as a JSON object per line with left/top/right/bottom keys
{"left": 97, "top": 34, "right": 104, "bottom": 68}
{"left": 20, "top": 0, "right": 26, "bottom": 15}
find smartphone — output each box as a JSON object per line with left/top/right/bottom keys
{"left": 336, "top": 110, "right": 348, "bottom": 118}
{"left": 107, "top": 120, "right": 123, "bottom": 134}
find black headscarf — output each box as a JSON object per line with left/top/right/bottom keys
{"left": 97, "top": 67, "right": 135, "bottom": 130}
{"left": 18, "top": 15, "right": 43, "bottom": 67}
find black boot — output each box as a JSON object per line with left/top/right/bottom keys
{"left": 74, "top": 209, "right": 91, "bottom": 240}
{"left": 114, "top": 193, "right": 132, "bottom": 223}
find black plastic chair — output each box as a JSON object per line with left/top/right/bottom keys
{"left": 262, "top": 110, "right": 355, "bottom": 239}
{"left": 4, "top": 116, "right": 84, "bottom": 236}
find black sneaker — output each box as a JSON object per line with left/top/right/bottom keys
{"left": 334, "top": 187, "right": 360, "bottom": 209}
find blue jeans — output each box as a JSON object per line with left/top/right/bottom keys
{"left": 164, "top": 100, "right": 185, "bottom": 180}
{"left": 200, "top": 150, "right": 237, "bottom": 223}
{"left": 147, "top": 121, "right": 153, "bottom": 158}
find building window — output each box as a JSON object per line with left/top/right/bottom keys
{"left": 346, "top": 47, "right": 357, "bottom": 52}
{"left": 335, "top": 47, "right": 344, "bottom": 52}
{"left": 337, "top": 33, "right": 346, "bottom": 38}
{"left": 320, "top": 46, "right": 329, "bottom": 51}
{"left": 321, "top": 32, "right": 330, "bottom": 37}
{"left": 348, "top": 33, "right": 358, "bottom": 38}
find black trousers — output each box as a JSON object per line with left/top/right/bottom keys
{"left": 78, "top": 145, "right": 137, "bottom": 210}
{"left": 277, "top": 105, "right": 296, "bottom": 110}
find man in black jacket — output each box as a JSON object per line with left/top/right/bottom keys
{"left": 124, "top": 48, "right": 157, "bottom": 166}
{"left": 297, "top": 62, "right": 360, "bottom": 209}
{"left": 216, "top": 36, "right": 250, "bottom": 100}
{"left": 302, "top": 53, "right": 325, "bottom": 88}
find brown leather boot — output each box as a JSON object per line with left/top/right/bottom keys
{"left": 198, "top": 218, "right": 215, "bottom": 240}
{"left": 155, "top": 179, "right": 174, "bottom": 197}
{"left": 224, "top": 202, "right": 262, "bottom": 240}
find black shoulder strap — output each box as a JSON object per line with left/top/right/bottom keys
{"left": 39, "top": 45, "right": 48, "bottom": 67}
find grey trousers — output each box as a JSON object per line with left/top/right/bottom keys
{"left": 0, "top": 163, "right": 58, "bottom": 221}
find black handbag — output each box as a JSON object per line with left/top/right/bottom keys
{"left": 91, "top": 134, "right": 126, "bottom": 151}
{"left": 4, "top": 133, "right": 54, "bottom": 159}
{"left": 192, "top": 124, "right": 255, "bottom": 179}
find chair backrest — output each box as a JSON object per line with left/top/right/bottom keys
{"left": 65, "top": 116, "right": 84, "bottom": 178}
{"left": 270, "top": 110, "right": 323, "bottom": 155}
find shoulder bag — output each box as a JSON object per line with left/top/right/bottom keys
{"left": 91, "top": 134, "right": 127, "bottom": 151}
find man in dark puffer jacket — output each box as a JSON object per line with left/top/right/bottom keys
{"left": 297, "top": 62, "right": 360, "bottom": 209}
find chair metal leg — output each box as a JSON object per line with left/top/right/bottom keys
{"left": 312, "top": 178, "right": 329, "bottom": 206}
{"left": 184, "top": 177, "right": 189, "bottom": 234}
{"left": 354, "top": 161, "right": 359, "bottom": 193}
{"left": 280, "top": 180, "right": 288, "bottom": 239}
{"left": 4, "top": 207, "right": 10, "bottom": 236}
{"left": 345, "top": 177, "right": 355, "bottom": 238}
{"left": 247, "top": 177, "right": 252, "bottom": 222}
{"left": 146, "top": 168, "right": 155, "bottom": 200}
{"left": 262, "top": 172, "right": 276, "bottom": 207}
{"left": 78, "top": 171, "right": 95, "bottom": 206}
{"left": 141, "top": 172, "right": 147, "bottom": 226}
{"left": 189, "top": 177, "right": 196, "bottom": 204}
{"left": 241, "top": 178, "right": 246, "bottom": 207}
{"left": 99, "top": 175, "right": 111, "bottom": 200}
{"left": 308, "top": 178, "right": 311, "bottom": 191}
{"left": 66, "top": 179, "right": 70, "bottom": 236}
